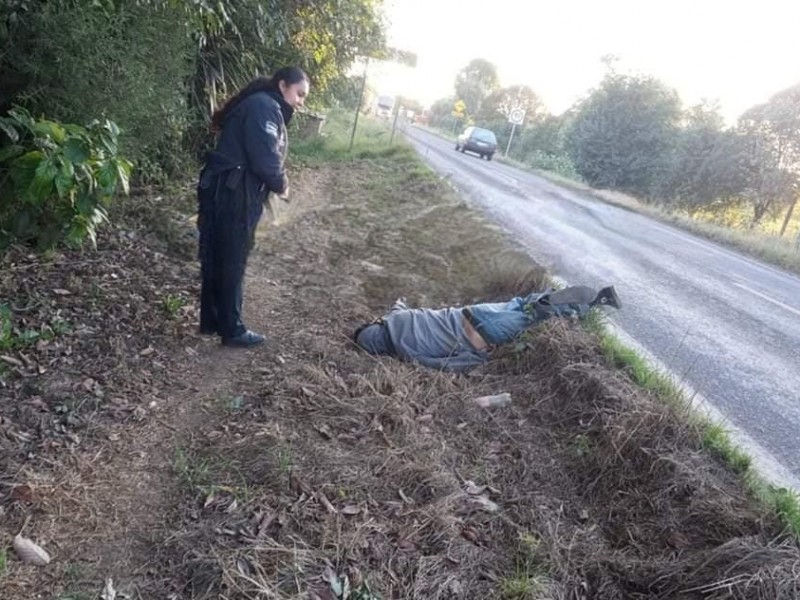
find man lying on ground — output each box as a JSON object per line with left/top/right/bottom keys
{"left": 353, "top": 285, "right": 621, "bottom": 372}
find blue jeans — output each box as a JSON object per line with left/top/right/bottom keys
{"left": 465, "top": 292, "right": 589, "bottom": 345}
{"left": 355, "top": 323, "right": 395, "bottom": 355}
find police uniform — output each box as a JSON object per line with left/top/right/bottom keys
{"left": 197, "top": 89, "right": 292, "bottom": 341}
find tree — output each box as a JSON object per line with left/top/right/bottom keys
{"left": 1, "top": 1, "right": 195, "bottom": 167}
{"left": 737, "top": 84, "right": 800, "bottom": 229}
{"left": 428, "top": 96, "right": 456, "bottom": 129}
{"left": 454, "top": 58, "right": 500, "bottom": 117}
{"left": 0, "top": 0, "right": 387, "bottom": 170}
{"left": 661, "top": 101, "right": 747, "bottom": 211}
{"left": 476, "top": 85, "right": 544, "bottom": 124}
{"left": 567, "top": 72, "right": 681, "bottom": 197}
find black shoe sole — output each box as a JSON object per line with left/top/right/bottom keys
{"left": 221, "top": 333, "right": 266, "bottom": 347}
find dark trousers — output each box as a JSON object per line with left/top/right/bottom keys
{"left": 198, "top": 180, "right": 254, "bottom": 339}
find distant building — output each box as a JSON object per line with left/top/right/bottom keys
{"left": 375, "top": 95, "right": 394, "bottom": 118}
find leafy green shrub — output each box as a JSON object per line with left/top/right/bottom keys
{"left": 0, "top": 107, "right": 132, "bottom": 250}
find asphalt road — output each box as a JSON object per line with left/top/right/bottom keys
{"left": 405, "top": 125, "right": 800, "bottom": 490}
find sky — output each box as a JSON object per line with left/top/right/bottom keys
{"left": 373, "top": 0, "right": 800, "bottom": 122}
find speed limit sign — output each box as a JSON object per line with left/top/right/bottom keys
{"left": 509, "top": 108, "right": 526, "bottom": 125}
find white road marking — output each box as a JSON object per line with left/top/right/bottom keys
{"left": 733, "top": 282, "right": 800, "bottom": 318}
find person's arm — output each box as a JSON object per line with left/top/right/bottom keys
{"left": 243, "top": 95, "right": 287, "bottom": 194}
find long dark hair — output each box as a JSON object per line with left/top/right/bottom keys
{"left": 210, "top": 66, "right": 309, "bottom": 132}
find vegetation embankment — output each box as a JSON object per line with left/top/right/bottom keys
{"left": 6, "top": 113, "right": 798, "bottom": 599}
{"left": 165, "top": 113, "right": 800, "bottom": 599}
{"left": 2, "top": 2, "right": 800, "bottom": 596}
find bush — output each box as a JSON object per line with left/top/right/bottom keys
{"left": 1, "top": 1, "right": 195, "bottom": 171}
{"left": 0, "top": 107, "right": 132, "bottom": 250}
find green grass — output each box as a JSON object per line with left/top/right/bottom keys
{"left": 173, "top": 445, "right": 212, "bottom": 491}
{"left": 500, "top": 532, "right": 546, "bottom": 599}
{"left": 0, "top": 547, "right": 6, "bottom": 577}
{"left": 160, "top": 293, "right": 186, "bottom": 319}
{"left": 291, "top": 108, "right": 417, "bottom": 166}
{"left": 0, "top": 303, "right": 73, "bottom": 352}
{"left": 585, "top": 311, "right": 682, "bottom": 402}
{"left": 586, "top": 309, "right": 800, "bottom": 538}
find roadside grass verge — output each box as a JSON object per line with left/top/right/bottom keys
{"left": 502, "top": 152, "right": 800, "bottom": 275}
{"left": 291, "top": 108, "right": 413, "bottom": 165}
{"left": 585, "top": 312, "right": 800, "bottom": 538}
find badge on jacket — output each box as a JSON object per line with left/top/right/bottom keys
{"left": 264, "top": 120, "right": 279, "bottom": 138}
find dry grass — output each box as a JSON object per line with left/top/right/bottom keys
{"left": 3, "top": 131, "right": 799, "bottom": 599}
{"left": 157, "top": 160, "right": 800, "bottom": 599}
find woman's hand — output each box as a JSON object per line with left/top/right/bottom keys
{"left": 277, "top": 182, "right": 290, "bottom": 202}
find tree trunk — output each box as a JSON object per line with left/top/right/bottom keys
{"left": 779, "top": 194, "right": 799, "bottom": 236}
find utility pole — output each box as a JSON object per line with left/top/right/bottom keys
{"left": 505, "top": 122, "right": 517, "bottom": 157}
{"left": 348, "top": 57, "right": 369, "bottom": 152}
{"left": 390, "top": 100, "right": 401, "bottom": 145}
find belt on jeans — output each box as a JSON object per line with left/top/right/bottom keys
{"left": 462, "top": 307, "right": 479, "bottom": 330}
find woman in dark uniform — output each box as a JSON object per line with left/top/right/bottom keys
{"left": 197, "top": 67, "right": 309, "bottom": 347}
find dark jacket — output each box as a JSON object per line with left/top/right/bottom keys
{"left": 200, "top": 89, "right": 293, "bottom": 231}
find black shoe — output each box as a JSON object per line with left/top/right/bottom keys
{"left": 199, "top": 326, "right": 218, "bottom": 335}
{"left": 591, "top": 286, "right": 621, "bottom": 309}
{"left": 222, "top": 330, "right": 266, "bottom": 347}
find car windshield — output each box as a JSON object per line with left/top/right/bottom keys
{"left": 472, "top": 128, "right": 496, "bottom": 143}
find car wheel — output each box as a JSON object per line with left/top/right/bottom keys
{"left": 487, "top": 153, "right": 493, "bottom": 161}
{"left": 455, "top": 143, "right": 459, "bottom": 151}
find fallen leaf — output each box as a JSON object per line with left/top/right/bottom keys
{"left": 10, "top": 484, "right": 34, "bottom": 504}
{"left": 322, "top": 565, "right": 342, "bottom": 596}
{"left": 461, "top": 526, "right": 480, "bottom": 545}
{"left": 139, "top": 347, "right": 154, "bottom": 357}
{"left": 256, "top": 509, "right": 277, "bottom": 537}
{"left": 27, "top": 397, "right": 49, "bottom": 412}
{"left": 340, "top": 504, "right": 361, "bottom": 515}
{"left": 0, "top": 355, "right": 23, "bottom": 368}
{"left": 468, "top": 495, "right": 499, "bottom": 513}
{"left": 52, "top": 288, "right": 71, "bottom": 296}
{"left": 314, "top": 423, "right": 333, "bottom": 439}
{"left": 317, "top": 491, "right": 338, "bottom": 514}
{"left": 236, "top": 557, "right": 255, "bottom": 576}
{"left": 13, "top": 533, "right": 51, "bottom": 565}
{"left": 397, "top": 538, "right": 417, "bottom": 552}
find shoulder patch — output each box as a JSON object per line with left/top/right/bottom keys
{"left": 263, "top": 120, "right": 279, "bottom": 137}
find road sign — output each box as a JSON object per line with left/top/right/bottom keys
{"left": 509, "top": 108, "right": 526, "bottom": 125}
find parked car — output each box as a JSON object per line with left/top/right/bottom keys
{"left": 455, "top": 126, "right": 497, "bottom": 160}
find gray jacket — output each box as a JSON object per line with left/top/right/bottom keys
{"left": 383, "top": 307, "right": 488, "bottom": 372}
